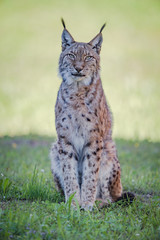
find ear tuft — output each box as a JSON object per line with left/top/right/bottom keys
{"left": 88, "top": 22, "right": 106, "bottom": 54}
{"left": 61, "top": 18, "right": 66, "bottom": 29}
{"left": 100, "top": 23, "right": 106, "bottom": 33}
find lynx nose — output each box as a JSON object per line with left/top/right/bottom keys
{"left": 75, "top": 66, "right": 83, "bottom": 73}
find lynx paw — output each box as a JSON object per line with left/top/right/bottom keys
{"left": 81, "top": 202, "right": 94, "bottom": 211}
{"left": 96, "top": 198, "right": 112, "bottom": 208}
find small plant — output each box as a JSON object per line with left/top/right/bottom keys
{"left": 22, "top": 166, "right": 64, "bottom": 202}
{"left": 0, "top": 176, "right": 12, "bottom": 197}
{"left": 23, "top": 166, "right": 50, "bottom": 201}
{"left": 66, "top": 193, "right": 81, "bottom": 219}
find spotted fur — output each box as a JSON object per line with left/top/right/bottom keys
{"left": 50, "top": 20, "right": 123, "bottom": 210}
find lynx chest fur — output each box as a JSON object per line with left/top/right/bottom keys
{"left": 50, "top": 20, "right": 123, "bottom": 210}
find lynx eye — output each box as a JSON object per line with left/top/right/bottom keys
{"left": 85, "top": 56, "right": 94, "bottom": 61}
{"left": 67, "top": 53, "right": 75, "bottom": 60}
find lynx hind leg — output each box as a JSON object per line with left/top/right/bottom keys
{"left": 109, "top": 166, "right": 123, "bottom": 202}
{"left": 105, "top": 140, "right": 123, "bottom": 202}
{"left": 97, "top": 165, "right": 123, "bottom": 208}
{"left": 50, "top": 142, "right": 64, "bottom": 193}
{"left": 96, "top": 170, "right": 122, "bottom": 209}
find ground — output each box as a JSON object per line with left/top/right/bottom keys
{"left": 0, "top": 0, "right": 160, "bottom": 239}
{"left": 0, "top": 136, "right": 160, "bottom": 239}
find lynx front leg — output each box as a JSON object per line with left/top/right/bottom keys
{"left": 50, "top": 142, "right": 64, "bottom": 193}
{"left": 58, "top": 143, "right": 81, "bottom": 206}
{"left": 81, "top": 140, "right": 103, "bottom": 210}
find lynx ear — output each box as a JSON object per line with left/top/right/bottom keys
{"left": 61, "top": 18, "right": 75, "bottom": 51}
{"left": 88, "top": 23, "right": 106, "bottom": 54}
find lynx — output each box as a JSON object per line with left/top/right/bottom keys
{"left": 50, "top": 19, "right": 134, "bottom": 210}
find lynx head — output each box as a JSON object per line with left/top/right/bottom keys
{"left": 59, "top": 19, "right": 106, "bottom": 85}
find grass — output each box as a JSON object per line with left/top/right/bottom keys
{"left": 0, "top": 0, "right": 160, "bottom": 239}
{"left": 0, "top": 136, "right": 160, "bottom": 239}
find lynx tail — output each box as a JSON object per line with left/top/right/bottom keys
{"left": 116, "top": 192, "right": 136, "bottom": 205}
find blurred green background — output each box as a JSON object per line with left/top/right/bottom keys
{"left": 0, "top": 0, "right": 160, "bottom": 141}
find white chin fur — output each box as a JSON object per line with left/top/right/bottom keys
{"left": 62, "top": 73, "right": 92, "bottom": 86}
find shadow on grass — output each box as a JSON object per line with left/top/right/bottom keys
{"left": 0, "top": 135, "right": 160, "bottom": 203}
